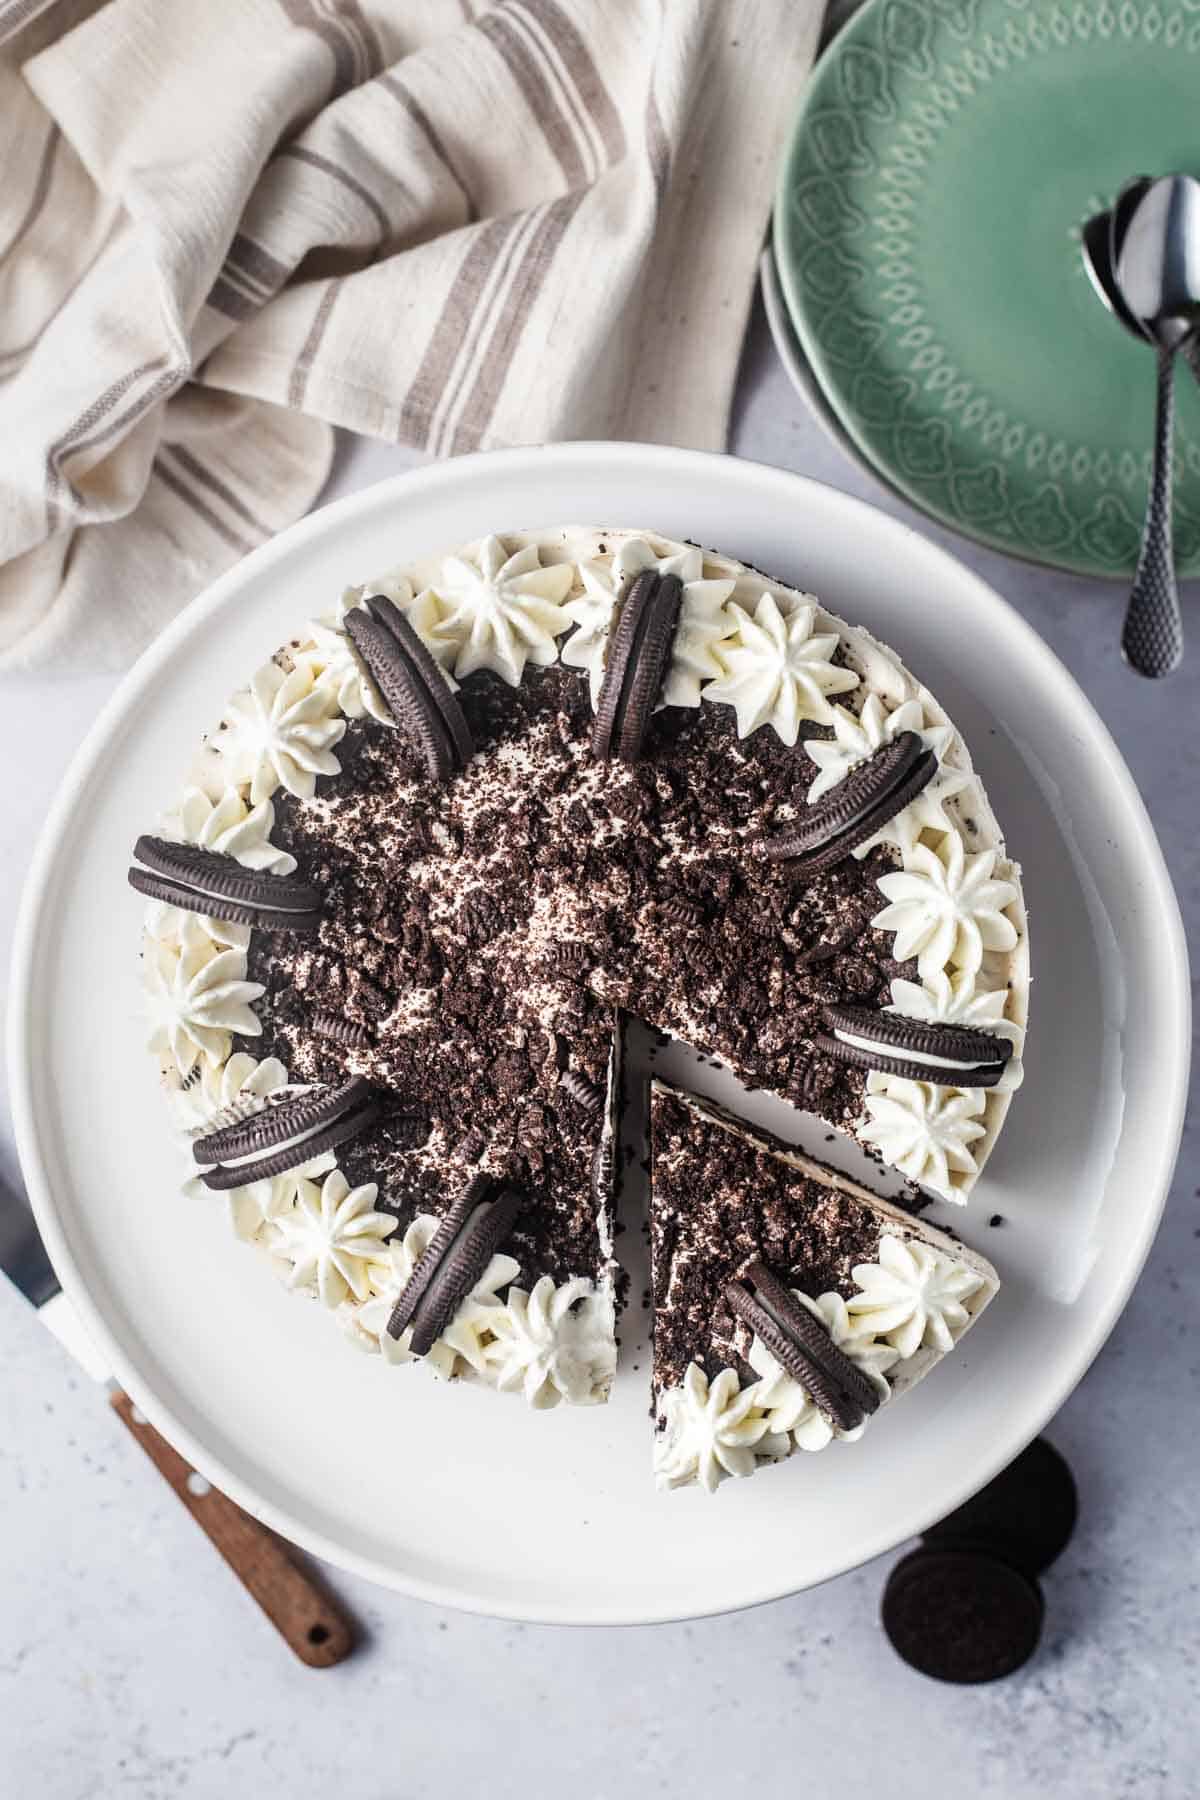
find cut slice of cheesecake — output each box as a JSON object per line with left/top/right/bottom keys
{"left": 648, "top": 1082, "right": 998, "bottom": 1493}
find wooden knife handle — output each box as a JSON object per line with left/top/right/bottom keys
{"left": 110, "top": 1389, "right": 356, "bottom": 1666}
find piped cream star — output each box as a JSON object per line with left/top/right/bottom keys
{"left": 482, "top": 1276, "right": 616, "bottom": 1408}
{"left": 270, "top": 1169, "right": 397, "bottom": 1309}
{"left": 144, "top": 915, "right": 264, "bottom": 1079}
{"left": 215, "top": 662, "right": 346, "bottom": 805}
{"left": 872, "top": 831, "right": 1019, "bottom": 978}
{"left": 846, "top": 1233, "right": 986, "bottom": 1359}
{"left": 702, "top": 592, "right": 859, "bottom": 743}
{"left": 429, "top": 536, "right": 573, "bottom": 685}
{"left": 654, "top": 1363, "right": 788, "bottom": 1493}
{"left": 859, "top": 1076, "right": 986, "bottom": 1201}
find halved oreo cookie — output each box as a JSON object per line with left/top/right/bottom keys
{"left": 757, "top": 733, "right": 936, "bottom": 873}
{"left": 344, "top": 597, "right": 472, "bottom": 781}
{"left": 386, "top": 1173, "right": 523, "bottom": 1355}
{"left": 817, "top": 1002, "right": 1013, "bottom": 1089}
{"left": 590, "top": 570, "right": 684, "bottom": 761}
{"left": 128, "top": 836, "right": 322, "bottom": 933}
{"left": 725, "top": 1260, "right": 881, "bottom": 1434}
{"left": 192, "top": 1077, "right": 381, "bottom": 1189}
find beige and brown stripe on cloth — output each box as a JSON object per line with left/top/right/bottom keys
{"left": 0, "top": 0, "right": 822, "bottom": 671}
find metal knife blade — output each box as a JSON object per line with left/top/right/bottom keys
{"left": 0, "top": 1169, "right": 111, "bottom": 1379}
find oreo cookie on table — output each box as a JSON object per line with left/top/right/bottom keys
{"left": 344, "top": 594, "right": 473, "bottom": 782}
{"left": 817, "top": 1002, "right": 1013, "bottom": 1089}
{"left": 127, "top": 836, "right": 322, "bottom": 933}
{"left": 387, "top": 1173, "right": 523, "bottom": 1356}
{"left": 757, "top": 732, "right": 936, "bottom": 873}
{"left": 192, "top": 1077, "right": 381, "bottom": 1189}
{"left": 923, "top": 1438, "right": 1078, "bottom": 1578}
{"left": 725, "top": 1259, "right": 881, "bottom": 1435}
{"left": 882, "top": 1546, "right": 1044, "bottom": 1683}
{"left": 590, "top": 569, "right": 685, "bottom": 761}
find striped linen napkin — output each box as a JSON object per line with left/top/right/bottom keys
{"left": 0, "top": 0, "right": 822, "bottom": 671}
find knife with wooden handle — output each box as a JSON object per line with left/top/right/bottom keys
{"left": 0, "top": 1168, "right": 356, "bottom": 1666}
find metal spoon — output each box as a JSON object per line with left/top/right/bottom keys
{"left": 1112, "top": 176, "right": 1200, "bottom": 677}
{"left": 1082, "top": 189, "right": 1200, "bottom": 379}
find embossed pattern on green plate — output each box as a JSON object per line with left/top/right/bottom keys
{"left": 774, "top": 0, "right": 1200, "bottom": 578}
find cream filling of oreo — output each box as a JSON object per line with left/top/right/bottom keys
{"left": 833, "top": 1026, "right": 1000, "bottom": 1075}
{"left": 143, "top": 856, "right": 315, "bottom": 912}
{"left": 200, "top": 1108, "right": 339, "bottom": 1171}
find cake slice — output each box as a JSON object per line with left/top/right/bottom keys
{"left": 649, "top": 1083, "right": 998, "bottom": 1493}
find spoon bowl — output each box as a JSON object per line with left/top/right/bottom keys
{"left": 1116, "top": 173, "right": 1200, "bottom": 339}
{"left": 1106, "top": 175, "right": 1153, "bottom": 331}
{"left": 1082, "top": 209, "right": 1144, "bottom": 340}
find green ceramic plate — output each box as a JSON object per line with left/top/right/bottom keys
{"left": 774, "top": 0, "right": 1200, "bottom": 578}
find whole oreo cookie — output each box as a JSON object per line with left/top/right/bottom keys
{"left": 922, "top": 1438, "right": 1078, "bottom": 1577}
{"left": 591, "top": 570, "right": 684, "bottom": 761}
{"left": 758, "top": 733, "right": 936, "bottom": 873}
{"left": 365, "top": 594, "right": 475, "bottom": 770}
{"left": 128, "top": 836, "right": 322, "bottom": 932}
{"left": 882, "top": 1546, "right": 1044, "bottom": 1683}
{"left": 725, "top": 1260, "right": 880, "bottom": 1434}
{"left": 345, "top": 599, "right": 472, "bottom": 781}
{"left": 408, "top": 1186, "right": 524, "bottom": 1356}
{"left": 614, "top": 573, "right": 684, "bottom": 760}
{"left": 192, "top": 1077, "right": 381, "bottom": 1189}
{"left": 817, "top": 1002, "right": 1013, "bottom": 1088}
{"left": 386, "top": 1173, "right": 523, "bottom": 1354}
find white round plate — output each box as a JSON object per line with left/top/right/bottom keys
{"left": 8, "top": 444, "right": 1188, "bottom": 1625}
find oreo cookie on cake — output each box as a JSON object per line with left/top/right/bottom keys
{"left": 344, "top": 593, "right": 473, "bottom": 780}
{"left": 129, "top": 836, "right": 323, "bottom": 933}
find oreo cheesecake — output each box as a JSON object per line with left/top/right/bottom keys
{"left": 649, "top": 1084, "right": 998, "bottom": 1492}
{"left": 133, "top": 528, "right": 1026, "bottom": 1461}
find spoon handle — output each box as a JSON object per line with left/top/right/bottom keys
{"left": 1123, "top": 343, "right": 1184, "bottom": 678}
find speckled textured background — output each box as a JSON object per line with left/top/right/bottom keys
{"left": 1, "top": 299, "right": 1196, "bottom": 1799}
